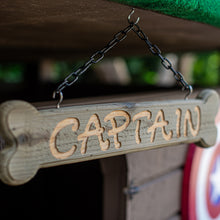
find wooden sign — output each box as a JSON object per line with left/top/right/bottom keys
{"left": 0, "top": 89, "right": 218, "bottom": 185}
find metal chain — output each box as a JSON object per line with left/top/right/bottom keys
{"left": 53, "top": 8, "right": 193, "bottom": 108}
{"left": 130, "top": 22, "right": 193, "bottom": 99}
{"left": 53, "top": 23, "right": 135, "bottom": 108}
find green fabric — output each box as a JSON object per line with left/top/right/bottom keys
{"left": 111, "top": 0, "right": 220, "bottom": 28}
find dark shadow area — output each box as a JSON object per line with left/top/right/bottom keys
{"left": 0, "top": 160, "right": 102, "bottom": 220}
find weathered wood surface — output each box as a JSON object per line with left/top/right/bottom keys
{"left": 1, "top": 0, "right": 220, "bottom": 60}
{"left": 0, "top": 135, "right": 5, "bottom": 151}
{"left": 126, "top": 169, "right": 182, "bottom": 220}
{"left": 126, "top": 144, "right": 188, "bottom": 184}
{"left": 168, "top": 216, "right": 181, "bottom": 220}
{"left": 125, "top": 145, "right": 188, "bottom": 220}
{"left": 100, "top": 144, "right": 188, "bottom": 220}
{"left": 0, "top": 89, "right": 218, "bottom": 185}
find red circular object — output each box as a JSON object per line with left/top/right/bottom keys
{"left": 182, "top": 110, "right": 220, "bottom": 220}
{"left": 182, "top": 144, "right": 200, "bottom": 220}
{"left": 206, "top": 144, "right": 220, "bottom": 218}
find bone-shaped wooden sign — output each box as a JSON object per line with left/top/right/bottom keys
{"left": 0, "top": 89, "right": 218, "bottom": 185}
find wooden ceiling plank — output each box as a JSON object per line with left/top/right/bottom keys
{"left": 0, "top": 0, "right": 219, "bottom": 60}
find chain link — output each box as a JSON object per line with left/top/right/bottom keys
{"left": 53, "top": 23, "right": 134, "bottom": 108}
{"left": 53, "top": 9, "right": 193, "bottom": 108}
{"left": 131, "top": 22, "right": 193, "bottom": 98}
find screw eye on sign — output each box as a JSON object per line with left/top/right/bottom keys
{"left": 182, "top": 104, "right": 220, "bottom": 220}
{"left": 0, "top": 89, "right": 218, "bottom": 185}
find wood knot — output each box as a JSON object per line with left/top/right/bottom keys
{"left": 0, "top": 135, "right": 5, "bottom": 151}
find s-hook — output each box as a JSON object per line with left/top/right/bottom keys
{"left": 52, "top": 90, "right": 63, "bottom": 109}
{"left": 127, "top": 8, "right": 140, "bottom": 25}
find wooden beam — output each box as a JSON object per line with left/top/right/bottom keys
{"left": 0, "top": 0, "right": 220, "bottom": 60}
{"left": 0, "top": 89, "right": 218, "bottom": 185}
{"left": 101, "top": 156, "right": 127, "bottom": 220}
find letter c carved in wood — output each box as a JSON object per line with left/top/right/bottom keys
{"left": 49, "top": 118, "right": 79, "bottom": 159}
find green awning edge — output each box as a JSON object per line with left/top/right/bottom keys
{"left": 111, "top": 0, "right": 220, "bottom": 28}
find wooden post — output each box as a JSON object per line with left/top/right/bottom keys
{"left": 0, "top": 89, "right": 218, "bottom": 185}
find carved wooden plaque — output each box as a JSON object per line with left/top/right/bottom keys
{"left": 0, "top": 89, "right": 218, "bottom": 185}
